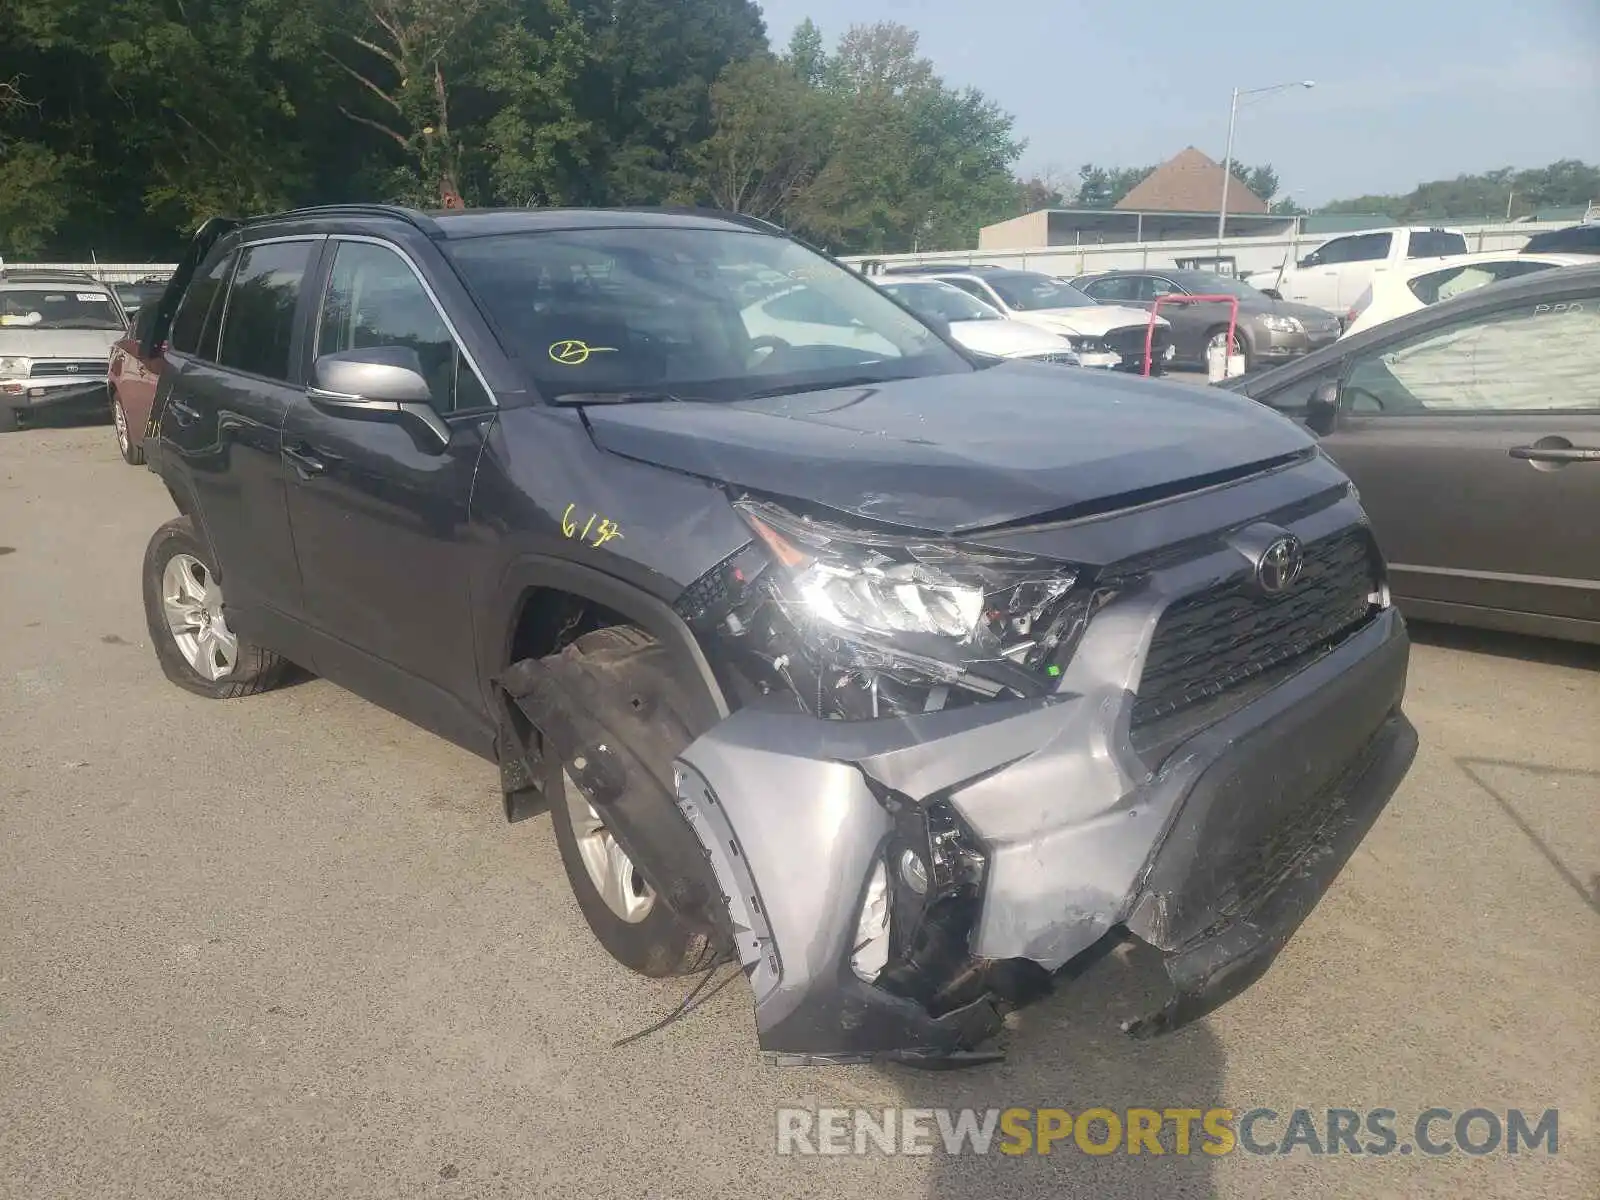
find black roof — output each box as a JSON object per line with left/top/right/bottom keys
{"left": 241, "top": 203, "right": 785, "bottom": 240}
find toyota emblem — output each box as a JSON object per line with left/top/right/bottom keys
{"left": 1255, "top": 535, "right": 1304, "bottom": 595}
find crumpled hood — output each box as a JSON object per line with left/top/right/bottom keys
{"left": 0, "top": 328, "right": 122, "bottom": 361}
{"left": 947, "top": 318, "right": 1074, "bottom": 358}
{"left": 1016, "top": 304, "right": 1165, "bottom": 337}
{"left": 580, "top": 363, "right": 1314, "bottom": 533}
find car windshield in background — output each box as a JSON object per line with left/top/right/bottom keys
{"left": 882, "top": 280, "right": 1001, "bottom": 322}
{"left": 446, "top": 227, "right": 970, "bottom": 401}
{"left": 0, "top": 288, "right": 124, "bottom": 331}
{"left": 986, "top": 274, "right": 1097, "bottom": 311}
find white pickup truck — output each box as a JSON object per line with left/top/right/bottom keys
{"left": 1245, "top": 226, "right": 1468, "bottom": 315}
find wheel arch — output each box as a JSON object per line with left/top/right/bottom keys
{"left": 488, "top": 555, "right": 730, "bottom": 733}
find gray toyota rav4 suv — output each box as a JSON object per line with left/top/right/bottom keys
{"left": 137, "top": 204, "right": 1417, "bottom": 1065}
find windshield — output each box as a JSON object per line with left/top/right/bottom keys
{"left": 986, "top": 274, "right": 1096, "bottom": 311}
{"left": 0, "top": 287, "right": 125, "bottom": 331}
{"left": 880, "top": 280, "right": 1001, "bottom": 322}
{"left": 446, "top": 227, "right": 969, "bottom": 400}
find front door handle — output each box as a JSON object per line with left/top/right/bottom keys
{"left": 1510, "top": 444, "right": 1600, "bottom": 464}
{"left": 167, "top": 398, "right": 200, "bottom": 427}
{"left": 282, "top": 443, "right": 328, "bottom": 478}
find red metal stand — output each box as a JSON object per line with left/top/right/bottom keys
{"left": 1142, "top": 294, "right": 1241, "bottom": 377}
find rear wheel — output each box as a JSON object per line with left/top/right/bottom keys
{"left": 142, "top": 517, "right": 289, "bottom": 698}
{"left": 112, "top": 392, "right": 144, "bottom": 465}
{"left": 541, "top": 626, "right": 720, "bottom": 978}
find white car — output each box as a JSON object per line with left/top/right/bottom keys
{"left": 1342, "top": 251, "right": 1593, "bottom": 336}
{"left": 1245, "top": 226, "right": 1469, "bottom": 314}
{"left": 879, "top": 268, "right": 1172, "bottom": 371}
{"left": 875, "top": 278, "right": 1079, "bottom": 364}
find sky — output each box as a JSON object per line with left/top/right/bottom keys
{"left": 755, "top": 0, "right": 1600, "bottom": 207}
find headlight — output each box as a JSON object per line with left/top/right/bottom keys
{"left": 1066, "top": 335, "right": 1108, "bottom": 354}
{"left": 729, "top": 499, "right": 1106, "bottom": 718}
{"left": 0, "top": 356, "right": 30, "bottom": 378}
{"left": 1261, "top": 315, "right": 1304, "bottom": 334}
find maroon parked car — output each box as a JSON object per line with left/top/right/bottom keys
{"left": 107, "top": 303, "right": 168, "bottom": 465}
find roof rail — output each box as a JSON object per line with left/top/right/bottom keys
{"left": 245, "top": 203, "right": 444, "bottom": 236}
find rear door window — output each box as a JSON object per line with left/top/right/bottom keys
{"left": 1407, "top": 230, "right": 1468, "bottom": 258}
{"left": 1080, "top": 276, "right": 1139, "bottom": 302}
{"left": 168, "top": 250, "right": 236, "bottom": 358}
{"left": 217, "top": 240, "right": 316, "bottom": 381}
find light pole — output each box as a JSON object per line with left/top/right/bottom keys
{"left": 1217, "top": 80, "right": 1315, "bottom": 247}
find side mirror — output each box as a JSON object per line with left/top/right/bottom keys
{"left": 309, "top": 346, "right": 450, "bottom": 448}
{"left": 1306, "top": 379, "right": 1340, "bottom": 435}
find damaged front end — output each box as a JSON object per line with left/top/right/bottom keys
{"left": 656, "top": 491, "right": 1417, "bottom": 1065}
{"left": 512, "top": 484, "right": 1417, "bottom": 1066}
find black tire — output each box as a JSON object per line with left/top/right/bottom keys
{"left": 142, "top": 516, "right": 289, "bottom": 699}
{"left": 0, "top": 406, "right": 18, "bottom": 433}
{"left": 542, "top": 625, "right": 719, "bottom": 978}
{"left": 111, "top": 392, "right": 144, "bottom": 465}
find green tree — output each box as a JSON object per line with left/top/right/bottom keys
{"left": 570, "top": 0, "right": 768, "bottom": 204}
{"left": 1239, "top": 162, "right": 1279, "bottom": 206}
{"left": 688, "top": 55, "right": 828, "bottom": 219}
{"left": 784, "top": 17, "right": 826, "bottom": 86}
{"left": 1074, "top": 163, "right": 1154, "bottom": 208}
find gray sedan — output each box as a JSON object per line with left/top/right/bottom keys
{"left": 1072, "top": 269, "right": 1341, "bottom": 372}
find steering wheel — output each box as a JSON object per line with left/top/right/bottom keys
{"left": 747, "top": 335, "right": 795, "bottom": 370}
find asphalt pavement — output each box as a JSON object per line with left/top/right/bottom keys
{"left": 2, "top": 424, "right": 1595, "bottom": 1199}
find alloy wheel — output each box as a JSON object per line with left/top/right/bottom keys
{"left": 160, "top": 553, "right": 239, "bottom": 681}
{"left": 562, "top": 767, "right": 656, "bottom": 923}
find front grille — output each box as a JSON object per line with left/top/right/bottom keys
{"left": 29, "top": 360, "right": 107, "bottom": 378}
{"left": 1103, "top": 324, "right": 1169, "bottom": 371}
{"left": 1132, "top": 526, "right": 1378, "bottom": 728}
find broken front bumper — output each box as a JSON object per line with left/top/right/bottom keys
{"left": 673, "top": 607, "right": 1415, "bottom": 1065}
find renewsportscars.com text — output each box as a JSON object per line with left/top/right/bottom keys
{"left": 775, "top": 1106, "right": 1559, "bottom": 1158}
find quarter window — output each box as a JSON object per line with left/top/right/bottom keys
{"left": 1341, "top": 294, "right": 1599, "bottom": 414}
{"left": 217, "top": 241, "right": 315, "bottom": 381}
{"left": 316, "top": 241, "right": 489, "bottom": 414}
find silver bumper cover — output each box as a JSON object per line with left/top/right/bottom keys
{"left": 674, "top": 607, "right": 1414, "bottom": 1064}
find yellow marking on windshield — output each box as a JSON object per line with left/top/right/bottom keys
{"left": 548, "top": 339, "right": 618, "bottom": 366}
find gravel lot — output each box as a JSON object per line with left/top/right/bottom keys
{"left": 2, "top": 423, "right": 1595, "bottom": 1200}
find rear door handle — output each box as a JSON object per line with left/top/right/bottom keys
{"left": 1510, "top": 444, "right": 1600, "bottom": 464}
{"left": 282, "top": 443, "right": 329, "bottom": 478}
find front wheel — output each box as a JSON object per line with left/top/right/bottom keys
{"left": 540, "top": 626, "right": 720, "bottom": 978}
{"left": 141, "top": 517, "right": 289, "bottom": 698}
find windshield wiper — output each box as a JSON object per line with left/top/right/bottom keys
{"left": 550, "top": 390, "right": 723, "bottom": 406}
{"left": 747, "top": 374, "right": 905, "bottom": 399}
